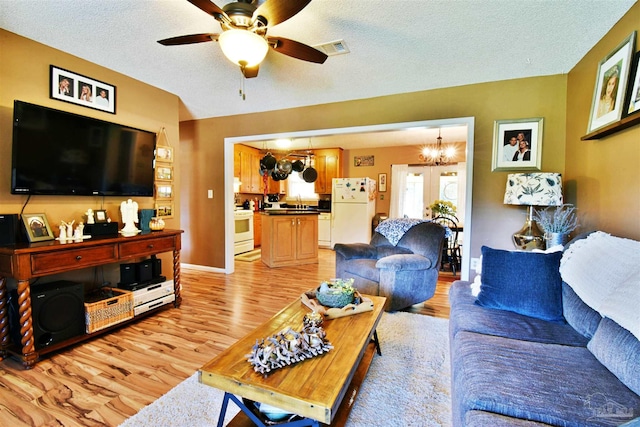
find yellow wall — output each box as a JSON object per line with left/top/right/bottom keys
{"left": 181, "top": 75, "right": 568, "bottom": 268}
{"left": 0, "top": 29, "right": 181, "bottom": 282}
{"left": 565, "top": 4, "right": 640, "bottom": 240}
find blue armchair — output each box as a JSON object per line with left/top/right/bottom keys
{"left": 333, "top": 221, "right": 446, "bottom": 311}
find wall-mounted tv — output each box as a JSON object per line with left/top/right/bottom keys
{"left": 11, "top": 100, "right": 156, "bottom": 197}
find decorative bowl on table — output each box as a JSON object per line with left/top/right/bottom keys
{"left": 316, "top": 278, "right": 355, "bottom": 308}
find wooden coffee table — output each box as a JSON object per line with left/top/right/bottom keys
{"left": 199, "top": 294, "right": 386, "bottom": 426}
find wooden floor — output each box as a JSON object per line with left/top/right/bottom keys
{"left": 0, "top": 249, "right": 455, "bottom": 427}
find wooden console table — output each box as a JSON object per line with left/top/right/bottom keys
{"left": 0, "top": 229, "right": 183, "bottom": 368}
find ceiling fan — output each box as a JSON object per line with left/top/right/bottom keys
{"left": 158, "top": 0, "right": 328, "bottom": 78}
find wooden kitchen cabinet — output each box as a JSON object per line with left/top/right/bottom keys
{"left": 314, "top": 148, "right": 342, "bottom": 194}
{"left": 235, "top": 144, "right": 263, "bottom": 194}
{"left": 261, "top": 213, "right": 318, "bottom": 268}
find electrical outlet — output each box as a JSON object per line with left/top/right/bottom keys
{"left": 470, "top": 257, "right": 480, "bottom": 271}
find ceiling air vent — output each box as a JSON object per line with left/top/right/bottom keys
{"left": 314, "top": 40, "right": 350, "bottom": 56}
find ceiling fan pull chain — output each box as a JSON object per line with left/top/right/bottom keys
{"left": 239, "top": 73, "right": 246, "bottom": 100}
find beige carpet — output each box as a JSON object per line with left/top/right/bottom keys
{"left": 235, "top": 248, "right": 261, "bottom": 262}
{"left": 119, "top": 312, "right": 451, "bottom": 426}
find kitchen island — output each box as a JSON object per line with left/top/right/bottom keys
{"left": 260, "top": 210, "right": 319, "bottom": 268}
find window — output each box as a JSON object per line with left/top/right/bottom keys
{"left": 286, "top": 172, "right": 318, "bottom": 201}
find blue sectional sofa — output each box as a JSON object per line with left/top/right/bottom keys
{"left": 449, "top": 232, "right": 640, "bottom": 426}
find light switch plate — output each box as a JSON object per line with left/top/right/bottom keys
{"left": 207, "top": 189, "right": 213, "bottom": 199}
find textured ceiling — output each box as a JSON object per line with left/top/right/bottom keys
{"left": 1, "top": 0, "right": 636, "bottom": 124}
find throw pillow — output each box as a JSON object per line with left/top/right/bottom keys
{"left": 475, "top": 246, "right": 564, "bottom": 322}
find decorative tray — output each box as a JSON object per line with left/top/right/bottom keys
{"left": 301, "top": 290, "right": 374, "bottom": 319}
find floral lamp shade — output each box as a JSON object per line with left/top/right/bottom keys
{"left": 504, "top": 173, "right": 563, "bottom": 207}
{"left": 504, "top": 173, "right": 563, "bottom": 251}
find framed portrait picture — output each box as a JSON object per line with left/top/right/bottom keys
{"left": 21, "top": 213, "right": 54, "bottom": 243}
{"left": 155, "top": 202, "right": 174, "bottom": 219}
{"left": 94, "top": 209, "right": 108, "bottom": 223}
{"left": 624, "top": 51, "right": 640, "bottom": 118}
{"left": 491, "top": 118, "right": 543, "bottom": 172}
{"left": 587, "top": 32, "right": 636, "bottom": 133}
{"left": 156, "top": 145, "right": 174, "bottom": 163}
{"left": 50, "top": 65, "right": 116, "bottom": 114}
{"left": 156, "top": 183, "right": 173, "bottom": 199}
{"left": 378, "top": 173, "right": 387, "bottom": 192}
{"left": 155, "top": 165, "right": 173, "bottom": 181}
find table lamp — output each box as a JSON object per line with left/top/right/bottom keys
{"left": 504, "top": 173, "right": 563, "bottom": 250}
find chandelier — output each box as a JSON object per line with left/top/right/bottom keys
{"left": 418, "top": 128, "right": 455, "bottom": 165}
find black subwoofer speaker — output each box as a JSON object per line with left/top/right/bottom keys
{"left": 120, "top": 263, "right": 137, "bottom": 285}
{"left": 137, "top": 259, "right": 153, "bottom": 283}
{"left": 9, "top": 281, "right": 85, "bottom": 350}
{"left": 0, "top": 214, "right": 20, "bottom": 246}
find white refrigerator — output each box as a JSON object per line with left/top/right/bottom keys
{"left": 331, "top": 177, "right": 377, "bottom": 247}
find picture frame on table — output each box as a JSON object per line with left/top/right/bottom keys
{"left": 94, "top": 209, "right": 108, "bottom": 223}
{"left": 491, "top": 117, "right": 543, "bottom": 172}
{"left": 623, "top": 50, "right": 640, "bottom": 118}
{"left": 21, "top": 213, "right": 54, "bottom": 243}
{"left": 50, "top": 65, "right": 116, "bottom": 114}
{"left": 587, "top": 31, "right": 636, "bottom": 132}
{"left": 156, "top": 145, "right": 174, "bottom": 163}
{"left": 378, "top": 173, "right": 387, "bottom": 192}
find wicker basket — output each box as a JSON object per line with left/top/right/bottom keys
{"left": 85, "top": 287, "right": 134, "bottom": 334}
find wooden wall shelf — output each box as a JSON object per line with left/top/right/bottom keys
{"left": 581, "top": 113, "right": 640, "bottom": 141}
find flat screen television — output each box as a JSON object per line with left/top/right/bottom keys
{"left": 11, "top": 100, "right": 156, "bottom": 196}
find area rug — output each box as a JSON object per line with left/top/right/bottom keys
{"left": 119, "top": 312, "right": 451, "bottom": 427}
{"left": 234, "top": 248, "right": 261, "bottom": 262}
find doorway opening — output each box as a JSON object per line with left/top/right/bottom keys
{"left": 224, "top": 117, "right": 475, "bottom": 280}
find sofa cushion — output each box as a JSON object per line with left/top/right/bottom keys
{"left": 452, "top": 331, "right": 640, "bottom": 427}
{"left": 376, "top": 254, "right": 432, "bottom": 271}
{"left": 476, "top": 246, "right": 564, "bottom": 322}
{"left": 341, "top": 258, "right": 379, "bottom": 283}
{"left": 449, "top": 281, "right": 588, "bottom": 346}
{"left": 562, "top": 282, "right": 602, "bottom": 339}
{"left": 376, "top": 245, "right": 413, "bottom": 259}
{"left": 333, "top": 243, "right": 377, "bottom": 260}
{"left": 588, "top": 317, "right": 640, "bottom": 396}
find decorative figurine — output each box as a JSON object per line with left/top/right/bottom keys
{"left": 86, "top": 209, "right": 95, "bottom": 224}
{"left": 120, "top": 199, "right": 140, "bottom": 236}
{"left": 59, "top": 224, "right": 67, "bottom": 241}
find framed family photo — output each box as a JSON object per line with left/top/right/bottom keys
{"left": 155, "top": 165, "right": 173, "bottom": 181}
{"left": 624, "top": 51, "right": 640, "bottom": 117}
{"left": 94, "top": 209, "right": 108, "bottom": 223}
{"left": 155, "top": 183, "right": 173, "bottom": 200}
{"left": 156, "top": 145, "right": 174, "bottom": 163}
{"left": 50, "top": 65, "right": 116, "bottom": 114}
{"left": 587, "top": 32, "right": 636, "bottom": 133}
{"left": 21, "top": 213, "right": 54, "bottom": 243}
{"left": 491, "top": 118, "right": 543, "bottom": 172}
{"left": 155, "top": 202, "right": 174, "bottom": 219}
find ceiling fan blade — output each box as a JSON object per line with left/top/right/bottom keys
{"left": 187, "top": 0, "right": 227, "bottom": 19}
{"left": 254, "top": 0, "right": 311, "bottom": 27}
{"left": 158, "top": 33, "right": 219, "bottom": 46}
{"left": 242, "top": 65, "right": 260, "bottom": 78}
{"left": 268, "top": 36, "right": 327, "bottom": 64}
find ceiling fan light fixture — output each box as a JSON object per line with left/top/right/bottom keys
{"left": 218, "top": 29, "right": 268, "bottom": 68}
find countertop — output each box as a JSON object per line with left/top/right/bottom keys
{"left": 261, "top": 209, "right": 321, "bottom": 215}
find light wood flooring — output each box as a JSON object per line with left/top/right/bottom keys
{"left": 0, "top": 249, "right": 455, "bottom": 427}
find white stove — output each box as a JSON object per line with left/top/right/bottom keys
{"left": 233, "top": 210, "right": 254, "bottom": 255}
